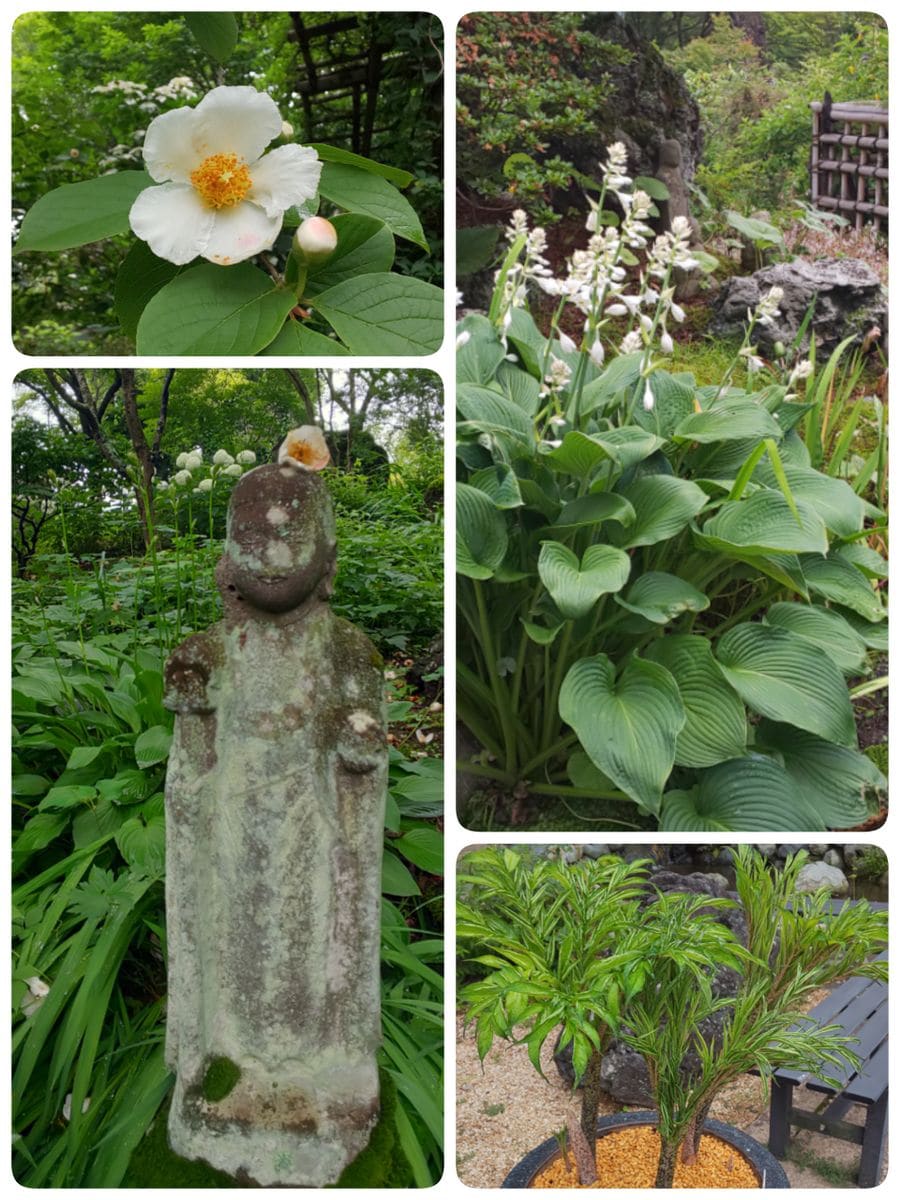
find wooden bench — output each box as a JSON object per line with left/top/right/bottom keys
{"left": 766, "top": 945, "right": 887, "bottom": 1188}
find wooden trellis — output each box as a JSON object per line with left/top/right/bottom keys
{"left": 810, "top": 96, "right": 888, "bottom": 232}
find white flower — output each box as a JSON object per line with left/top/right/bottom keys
{"left": 456, "top": 330, "right": 471, "bottom": 351}
{"left": 157, "top": 480, "right": 169, "bottom": 490}
{"left": 293, "top": 216, "right": 338, "bottom": 264}
{"left": 670, "top": 302, "right": 686, "bottom": 323}
{"left": 129, "top": 85, "right": 322, "bottom": 265}
{"left": 589, "top": 339, "right": 605, "bottom": 367}
{"left": 278, "top": 426, "right": 330, "bottom": 471}
{"left": 172, "top": 469, "right": 193, "bottom": 487}
{"left": 223, "top": 463, "right": 243, "bottom": 477}
{"left": 62, "top": 1094, "right": 91, "bottom": 1122}
{"left": 756, "top": 286, "right": 784, "bottom": 325}
{"left": 660, "top": 330, "right": 674, "bottom": 355}
{"left": 184, "top": 451, "right": 203, "bottom": 470}
{"left": 197, "top": 477, "right": 214, "bottom": 492}
{"left": 236, "top": 450, "right": 257, "bottom": 465}
{"left": 620, "top": 330, "right": 643, "bottom": 354}
{"left": 557, "top": 331, "right": 577, "bottom": 355}
{"left": 175, "top": 451, "right": 189, "bottom": 468}
{"left": 642, "top": 379, "right": 655, "bottom": 411}
{"left": 213, "top": 449, "right": 235, "bottom": 466}
{"left": 789, "top": 359, "right": 813, "bottom": 384}
{"left": 281, "top": 120, "right": 294, "bottom": 138}
{"left": 21, "top": 976, "right": 49, "bottom": 1018}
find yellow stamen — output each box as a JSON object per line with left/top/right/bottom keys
{"left": 190, "top": 152, "right": 252, "bottom": 209}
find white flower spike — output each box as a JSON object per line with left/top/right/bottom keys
{"left": 129, "top": 86, "right": 321, "bottom": 266}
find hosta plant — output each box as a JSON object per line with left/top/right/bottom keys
{"left": 15, "top": 40, "right": 442, "bottom": 356}
{"left": 459, "top": 845, "right": 888, "bottom": 1187}
{"left": 456, "top": 147, "right": 887, "bottom": 832}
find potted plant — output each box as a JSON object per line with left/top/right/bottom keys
{"left": 458, "top": 846, "right": 887, "bottom": 1188}
{"left": 456, "top": 144, "right": 886, "bottom": 832}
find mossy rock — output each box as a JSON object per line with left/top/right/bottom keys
{"left": 124, "top": 1070, "right": 412, "bottom": 1187}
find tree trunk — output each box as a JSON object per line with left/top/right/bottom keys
{"left": 579, "top": 1050, "right": 605, "bottom": 1145}
{"left": 682, "top": 1099, "right": 713, "bottom": 1163}
{"left": 566, "top": 1110, "right": 598, "bottom": 1186}
{"left": 655, "top": 1135, "right": 679, "bottom": 1188}
{"left": 121, "top": 369, "right": 155, "bottom": 550}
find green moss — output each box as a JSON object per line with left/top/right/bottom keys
{"left": 124, "top": 1070, "right": 413, "bottom": 1189}
{"left": 202, "top": 1056, "right": 241, "bottom": 1103}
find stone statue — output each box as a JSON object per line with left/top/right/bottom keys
{"left": 163, "top": 434, "right": 387, "bottom": 1186}
{"left": 655, "top": 138, "right": 700, "bottom": 242}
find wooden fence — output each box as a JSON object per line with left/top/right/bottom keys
{"left": 810, "top": 96, "right": 888, "bottom": 232}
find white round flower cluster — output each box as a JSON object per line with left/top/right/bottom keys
{"left": 160, "top": 447, "right": 257, "bottom": 493}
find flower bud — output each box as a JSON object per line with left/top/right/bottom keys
{"left": 642, "top": 380, "right": 655, "bottom": 412}
{"left": 660, "top": 330, "right": 674, "bottom": 355}
{"left": 281, "top": 120, "right": 294, "bottom": 139}
{"left": 774, "top": 341, "right": 786, "bottom": 358}
{"left": 293, "top": 216, "right": 338, "bottom": 265}
{"left": 589, "top": 339, "right": 605, "bottom": 368}
{"left": 558, "top": 331, "right": 577, "bottom": 355}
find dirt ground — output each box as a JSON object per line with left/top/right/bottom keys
{"left": 456, "top": 1013, "right": 887, "bottom": 1188}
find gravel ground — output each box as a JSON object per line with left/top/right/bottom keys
{"left": 456, "top": 1012, "right": 887, "bottom": 1188}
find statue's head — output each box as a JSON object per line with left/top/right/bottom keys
{"left": 216, "top": 462, "right": 337, "bottom": 614}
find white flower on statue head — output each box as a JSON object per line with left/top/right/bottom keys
{"left": 213, "top": 449, "right": 235, "bottom": 466}
{"left": 236, "top": 449, "right": 256, "bottom": 465}
{"left": 129, "top": 85, "right": 322, "bottom": 265}
{"left": 278, "top": 426, "right": 331, "bottom": 471}
{"left": 197, "top": 477, "right": 214, "bottom": 492}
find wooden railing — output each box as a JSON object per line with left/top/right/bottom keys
{"left": 810, "top": 97, "right": 888, "bottom": 232}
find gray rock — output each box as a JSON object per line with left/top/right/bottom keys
{"left": 714, "top": 258, "right": 885, "bottom": 354}
{"left": 582, "top": 844, "right": 611, "bottom": 859}
{"left": 795, "top": 862, "right": 850, "bottom": 897}
{"left": 823, "top": 849, "right": 844, "bottom": 869}
{"left": 777, "top": 844, "right": 806, "bottom": 860}
{"left": 756, "top": 844, "right": 777, "bottom": 859}
{"left": 163, "top": 458, "right": 387, "bottom": 1186}
{"left": 808, "top": 844, "right": 830, "bottom": 858}
{"left": 842, "top": 845, "right": 861, "bottom": 867}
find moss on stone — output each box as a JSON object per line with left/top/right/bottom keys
{"left": 124, "top": 1070, "right": 414, "bottom": 1188}
{"left": 202, "top": 1056, "right": 241, "bottom": 1103}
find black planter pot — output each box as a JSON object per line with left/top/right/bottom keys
{"left": 501, "top": 1111, "right": 790, "bottom": 1188}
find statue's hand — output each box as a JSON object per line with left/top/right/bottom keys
{"left": 164, "top": 632, "right": 222, "bottom": 714}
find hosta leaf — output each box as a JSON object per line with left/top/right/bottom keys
{"left": 382, "top": 849, "right": 420, "bottom": 896}
{"left": 646, "top": 636, "right": 747, "bottom": 768}
{"left": 538, "top": 542, "right": 630, "bottom": 618}
{"left": 116, "top": 814, "right": 166, "bottom": 876}
{"left": 393, "top": 827, "right": 443, "bottom": 875}
{"left": 497, "top": 363, "right": 542, "bottom": 415}
{"left": 312, "top": 273, "right": 443, "bottom": 355}
{"left": 456, "top": 315, "right": 507, "bottom": 386}
{"left": 559, "top": 653, "right": 684, "bottom": 813}
{"left": 97, "top": 768, "right": 155, "bottom": 806}
{"left": 754, "top": 463, "right": 867, "bottom": 538}
{"left": 661, "top": 755, "right": 819, "bottom": 832}
{"left": 838, "top": 608, "right": 889, "bottom": 651}
{"left": 469, "top": 464, "right": 524, "bottom": 509}
{"left": 755, "top": 720, "right": 883, "bottom": 829}
{"left": 457, "top": 483, "right": 508, "bottom": 579}
{"left": 458, "top": 384, "right": 533, "bottom": 445}
{"left": 318, "top": 162, "right": 427, "bottom": 248}
{"left": 589, "top": 426, "right": 666, "bottom": 469}
{"left": 611, "top": 475, "right": 708, "bottom": 548}
{"left": 136, "top": 264, "right": 296, "bottom": 355}
{"left": 15, "top": 171, "right": 151, "bottom": 252}
{"left": 633, "top": 370, "right": 695, "bottom": 438}
{"left": 14, "top": 813, "right": 69, "bottom": 861}
{"left": 579, "top": 353, "right": 643, "bottom": 415}
{"left": 550, "top": 493, "right": 634, "bottom": 530}
{"left": 566, "top": 751, "right": 618, "bottom": 793}
{"left": 615, "top": 573, "right": 709, "bottom": 625}
{"left": 834, "top": 541, "right": 887, "bottom": 578}
{"left": 674, "top": 395, "right": 781, "bottom": 443}
{"left": 520, "top": 619, "right": 565, "bottom": 645}
{"left": 700, "top": 492, "right": 828, "bottom": 556}
{"left": 800, "top": 553, "right": 886, "bottom": 623}
{"left": 541, "top": 431, "right": 614, "bottom": 478}
{"left": 38, "top": 785, "right": 97, "bottom": 812}
{"left": 134, "top": 725, "right": 173, "bottom": 769}
{"left": 763, "top": 602, "right": 868, "bottom": 674}
{"left": 715, "top": 623, "right": 856, "bottom": 747}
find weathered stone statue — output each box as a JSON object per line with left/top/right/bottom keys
{"left": 655, "top": 138, "right": 700, "bottom": 242}
{"left": 163, "top": 441, "right": 387, "bottom": 1186}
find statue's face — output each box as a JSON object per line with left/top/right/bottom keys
{"left": 219, "top": 466, "right": 336, "bottom": 614}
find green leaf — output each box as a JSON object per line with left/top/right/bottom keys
{"left": 456, "top": 315, "right": 508, "bottom": 386}
{"left": 674, "top": 395, "right": 781, "bottom": 444}
{"left": 800, "top": 553, "right": 886, "bottom": 623}
{"left": 260, "top": 319, "right": 351, "bottom": 356}
{"left": 457, "top": 484, "right": 508, "bottom": 580}
{"left": 520, "top": 619, "right": 565, "bottom": 645}
{"left": 382, "top": 849, "right": 421, "bottom": 896}
{"left": 566, "top": 751, "right": 617, "bottom": 793}
{"left": 457, "top": 384, "right": 533, "bottom": 445}
{"left": 633, "top": 370, "right": 695, "bottom": 438}
{"left": 646, "top": 636, "right": 747, "bottom": 768}
{"left": 115, "top": 240, "right": 185, "bottom": 340}
{"left": 184, "top": 13, "right": 238, "bottom": 62}
{"left": 14, "top": 813, "right": 69, "bottom": 861}
{"left": 97, "top": 768, "right": 154, "bottom": 806}
{"left": 15, "top": 171, "right": 151, "bottom": 252}
{"left": 715, "top": 623, "right": 856, "bottom": 747}
{"left": 457, "top": 225, "right": 501, "bottom": 275}
{"left": 538, "top": 543, "right": 630, "bottom": 618}
{"left": 633, "top": 175, "right": 670, "bottom": 200}
{"left": 136, "top": 264, "right": 296, "bottom": 355}
{"left": 559, "top": 654, "right": 684, "bottom": 814}
{"left": 755, "top": 720, "right": 882, "bottom": 829}
{"left": 310, "top": 144, "right": 413, "bottom": 189}
{"left": 579, "top": 353, "right": 643, "bottom": 415}
{"left": 116, "top": 814, "right": 166, "bottom": 876}
{"left": 313, "top": 273, "right": 443, "bottom": 355}
{"left": 611, "top": 475, "right": 708, "bottom": 548}
{"left": 66, "top": 746, "right": 104, "bottom": 772}
{"left": 541, "top": 431, "right": 614, "bottom": 478}
{"left": 134, "top": 725, "right": 172, "bottom": 769}
{"left": 839, "top": 608, "right": 889, "bottom": 651}
{"left": 393, "top": 827, "right": 443, "bottom": 875}
{"left": 699, "top": 492, "right": 828, "bottom": 556}
{"left": 615, "top": 573, "right": 709, "bottom": 624}
{"left": 38, "top": 785, "right": 97, "bottom": 812}
{"left": 304, "top": 214, "right": 395, "bottom": 295}
{"left": 497, "top": 363, "right": 542, "bottom": 415}
{"left": 754, "top": 463, "right": 867, "bottom": 538}
{"left": 318, "top": 162, "right": 427, "bottom": 248}
{"left": 661, "top": 755, "right": 816, "bottom": 832}
{"left": 469, "top": 464, "right": 524, "bottom": 509}
{"left": 726, "top": 210, "right": 784, "bottom": 246}
{"left": 551, "top": 493, "right": 635, "bottom": 531}
{"left": 764, "top": 602, "right": 868, "bottom": 674}
{"left": 589, "top": 426, "right": 666, "bottom": 469}
{"left": 12, "top": 774, "right": 50, "bottom": 797}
